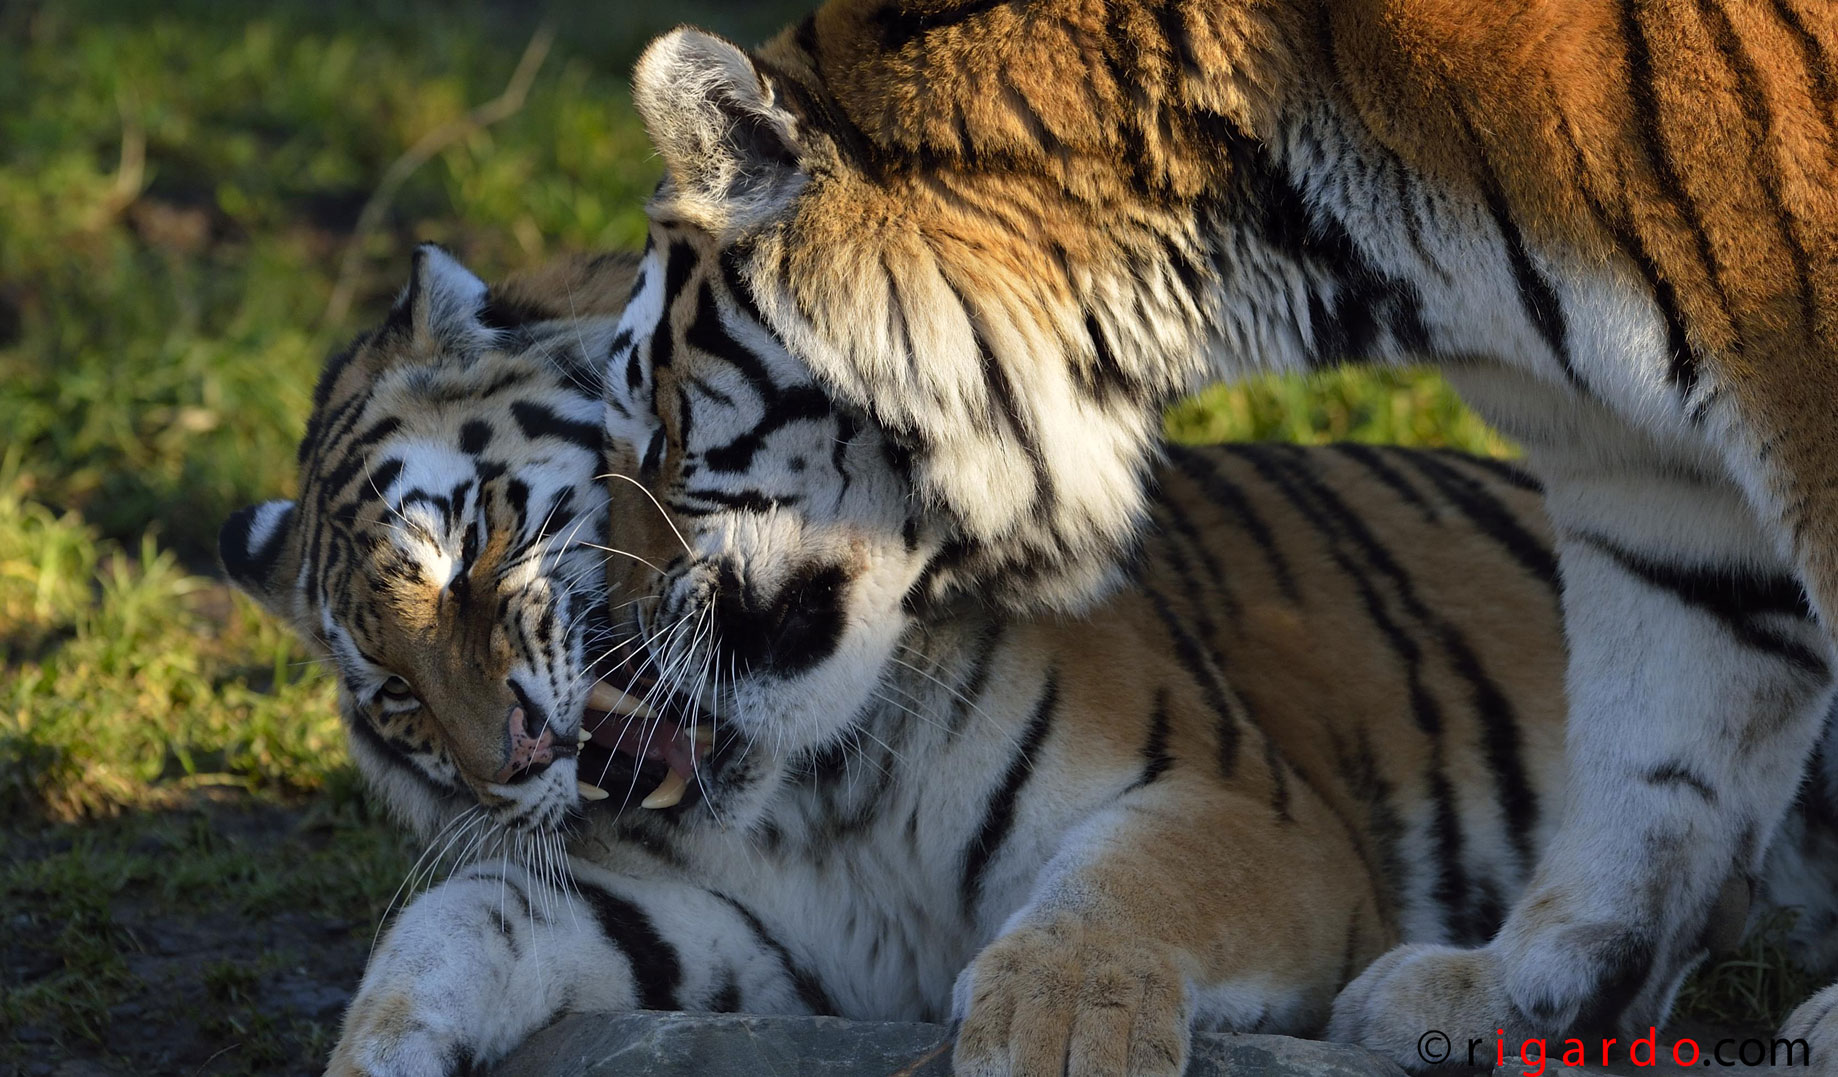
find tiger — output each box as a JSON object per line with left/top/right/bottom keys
{"left": 608, "top": 1, "right": 1838, "bottom": 1063}
{"left": 219, "top": 248, "right": 1838, "bottom": 1076}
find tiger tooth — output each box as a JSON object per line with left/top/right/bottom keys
{"left": 588, "top": 681, "right": 653, "bottom": 718}
{"left": 641, "top": 770, "right": 688, "bottom": 810}
{"left": 577, "top": 727, "right": 594, "bottom": 745}
{"left": 692, "top": 726, "right": 715, "bottom": 748}
{"left": 576, "top": 780, "right": 610, "bottom": 801}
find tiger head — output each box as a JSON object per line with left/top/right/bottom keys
{"left": 591, "top": 232, "right": 945, "bottom": 820}
{"left": 220, "top": 242, "right": 937, "bottom": 836}
{"left": 615, "top": 21, "right": 1194, "bottom": 620}
{"left": 219, "top": 246, "right": 632, "bottom": 838}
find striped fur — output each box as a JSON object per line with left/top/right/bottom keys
{"left": 219, "top": 246, "right": 636, "bottom": 840}
{"left": 311, "top": 253, "right": 1838, "bottom": 1076}
{"left": 615, "top": 2, "right": 1838, "bottom": 1059}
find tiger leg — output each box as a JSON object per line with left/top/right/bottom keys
{"left": 953, "top": 777, "right": 1387, "bottom": 1077}
{"left": 1331, "top": 465, "right": 1834, "bottom": 1067}
{"left": 326, "top": 859, "right": 826, "bottom": 1077}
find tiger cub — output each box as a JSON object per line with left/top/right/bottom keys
{"left": 220, "top": 249, "right": 1838, "bottom": 1077}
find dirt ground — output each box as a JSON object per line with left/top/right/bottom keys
{"left": 3, "top": 792, "right": 412, "bottom": 1076}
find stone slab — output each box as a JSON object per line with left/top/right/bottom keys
{"left": 492, "top": 1011, "right": 1414, "bottom": 1076}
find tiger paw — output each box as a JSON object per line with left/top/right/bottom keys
{"left": 951, "top": 918, "right": 1190, "bottom": 1077}
{"left": 1780, "top": 982, "right": 1838, "bottom": 1066}
{"left": 1328, "top": 943, "right": 1521, "bottom": 1072}
{"left": 325, "top": 987, "right": 475, "bottom": 1077}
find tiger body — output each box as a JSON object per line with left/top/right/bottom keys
{"left": 615, "top": 0, "right": 1838, "bottom": 1060}
{"left": 222, "top": 251, "right": 1838, "bottom": 1075}
{"left": 336, "top": 440, "right": 1592, "bottom": 1074}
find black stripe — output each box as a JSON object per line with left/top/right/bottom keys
{"left": 685, "top": 282, "right": 768, "bottom": 391}
{"left": 1391, "top": 164, "right": 1454, "bottom": 285}
{"left": 961, "top": 670, "right": 1058, "bottom": 914}
{"left": 1578, "top": 533, "right": 1824, "bottom": 674}
{"left": 1618, "top": 0, "right": 1741, "bottom": 354}
{"left": 714, "top": 893, "right": 836, "bottom": 1015}
{"left": 874, "top": 0, "right": 1009, "bottom": 50}
{"left": 581, "top": 884, "right": 682, "bottom": 1010}
{"left": 1334, "top": 726, "right": 1406, "bottom": 923}
{"left": 1157, "top": 0, "right": 1199, "bottom": 80}
{"left": 1692, "top": 0, "right": 1819, "bottom": 330}
{"left": 1770, "top": 0, "right": 1838, "bottom": 151}
{"left": 1548, "top": 93, "right": 1707, "bottom": 402}
{"left": 702, "top": 387, "right": 832, "bottom": 473}
{"left": 948, "top": 622, "right": 1004, "bottom": 737}
{"left": 458, "top": 420, "right": 492, "bottom": 455}
{"left": 1148, "top": 481, "right": 1241, "bottom": 623}
{"left": 646, "top": 241, "right": 698, "bottom": 374}
{"left": 360, "top": 458, "right": 405, "bottom": 505}
{"left": 1470, "top": 135, "right": 1578, "bottom": 388}
{"left": 719, "top": 245, "right": 769, "bottom": 329}
{"left": 1128, "top": 688, "right": 1175, "bottom": 791}
{"left": 1143, "top": 585, "right": 1243, "bottom": 776}
{"left": 488, "top": 367, "right": 541, "bottom": 399}
{"left": 972, "top": 322, "right": 1054, "bottom": 513}
{"left": 509, "top": 400, "right": 601, "bottom": 454}
{"left": 218, "top": 502, "right": 295, "bottom": 585}
{"left": 1146, "top": 505, "right": 1221, "bottom": 641}
{"left": 1644, "top": 760, "right": 1718, "bottom": 802}
{"left": 678, "top": 487, "right": 797, "bottom": 514}
{"left": 709, "top": 973, "right": 742, "bottom": 1013}
{"left": 1431, "top": 449, "right": 1541, "bottom": 493}
{"left": 1331, "top": 442, "right": 1434, "bottom": 519}
{"left": 1230, "top": 446, "right": 1516, "bottom": 938}
{"left": 1217, "top": 129, "right": 1431, "bottom": 362}
{"left": 1077, "top": 312, "right": 1146, "bottom": 403}
{"left": 1394, "top": 452, "right": 1559, "bottom": 585}
{"left": 1164, "top": 445, "right": 1299, "bottom": 601}
{"left": 1262, "top": 727, "right": 1293, "bottom": 822}
{"left": 318, "top": 417, "right": 405, "bottom": 499}
{"left": 688, "top": 375, "right": 737, "bottom": 409}
{"left": 1257, "top": 447, "right": 1542, "bottom": 875}
{"left": 607, "top": 326, "right": 634, "bottom": 364}
{"left": 343, "top": 704, "right": 463, "bottom": 797}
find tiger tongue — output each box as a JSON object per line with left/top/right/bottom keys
{"left": 607, "top": 719, "right": 698, "bottom": 780}
{"left": 585, "top": 713, "right": 700, "bottom": 809}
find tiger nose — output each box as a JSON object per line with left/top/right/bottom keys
{"left": 493, "top": 705, "right": 555, "bottom": 784}
{"left": 712, "top": 560, "right": 850, "bottom": 675}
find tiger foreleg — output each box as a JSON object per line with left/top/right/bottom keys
{"left": 1332, "top": 469, "right": 1835, "bottom": 1068}
{"left": 952, "top": 779, "right": 1384, "bottom": 1076}
{"left": 327, "top": 858, "right": 824, "bottom": 1076}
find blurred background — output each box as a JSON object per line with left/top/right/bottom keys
{"left": 0, "top": 0, "right": 1639, "bottom": 1073}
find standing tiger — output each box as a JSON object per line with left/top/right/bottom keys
{"left": 607, "top": 0, "right": 1838, "bottom": 1062}
{"left": 221, "top": 249, "right": 1838, "bottom": 1076}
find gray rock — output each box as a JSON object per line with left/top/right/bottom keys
{"left": 491, "top": 1011, "right": 1411, "bottom": 1076}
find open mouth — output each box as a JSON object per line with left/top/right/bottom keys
{"left": 575, "top": 672, "right": 718, "bottom": 811}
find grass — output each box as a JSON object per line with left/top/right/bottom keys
{"left": 0, "top": 0, "right": 1807, "bottom": 1070}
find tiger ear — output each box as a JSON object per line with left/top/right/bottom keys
{"left": 385, "top": 244, "right": 498, "bottom": 351}
{"left": 219, "top": 499, "right": 308, "bottom": 630}
{"left": 632, "top": 28, "right": 803, "bottom": 232}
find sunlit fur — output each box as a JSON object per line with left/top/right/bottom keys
{"left": 219, "top": 247, "right": 637, "bottom": 843}
{"left": 330, "top": 306, "right": 1838, "bottom": 1074}
{"left": 614, "top": 1, "right": 1838, "bottom": 1058}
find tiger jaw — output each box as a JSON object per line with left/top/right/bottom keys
{"left": 574, "top": 678, "right": 719, "bottom": 810}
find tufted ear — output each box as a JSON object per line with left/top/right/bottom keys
{"left": 632, "top": 28, "right": 803, "bottom": 231}
{"left": 385, "top": 243, "right": 498, "bottom": 352}
{"left": 219, "top": 499, "right": 307, "bottom": 629}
